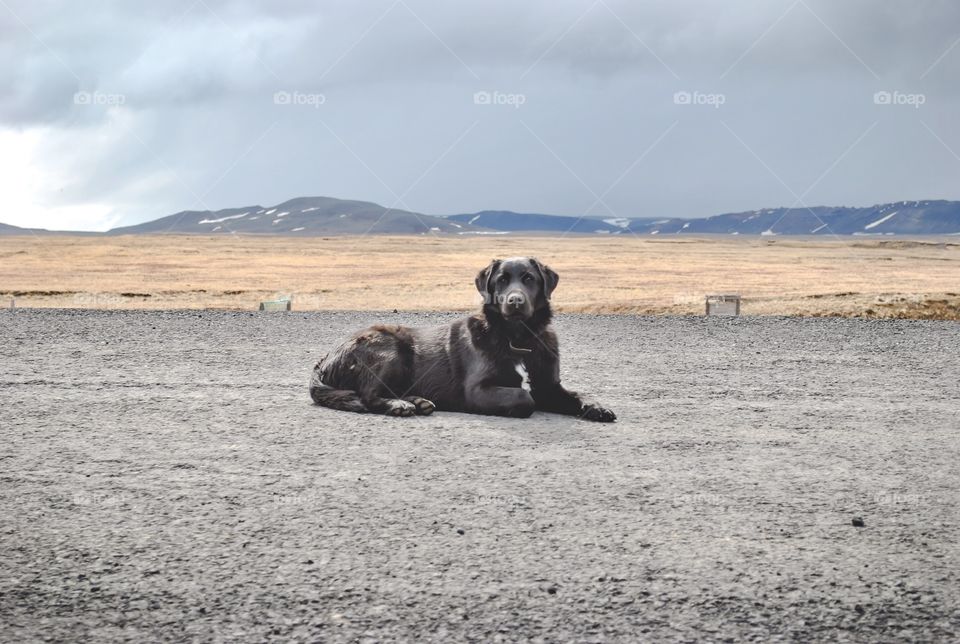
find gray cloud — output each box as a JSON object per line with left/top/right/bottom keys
{"left": 1, "top": 0, "right": 959, "bottom": 229}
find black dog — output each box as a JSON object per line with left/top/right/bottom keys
{"left": 309, "top": 257, "right": 616, "bottom": 421}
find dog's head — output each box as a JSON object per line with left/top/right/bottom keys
{"left": 475, "top": 257, "right": 558, "bottom": 323}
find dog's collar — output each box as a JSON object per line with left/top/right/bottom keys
{"left": 509, "top": 341, "right": 533, "bottom": 355}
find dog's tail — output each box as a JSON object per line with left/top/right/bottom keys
{"left": 309, "top": 364, "right": 368, "bottom": 413}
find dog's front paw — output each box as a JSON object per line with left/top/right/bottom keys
{"left": 580, "top": 403, "right": 616, "bottom": 422}
{"left": 403, "top": 396, "right": 436, "bottom": 415}
{"left": 385, "top": 399, "right": 417, "bottom": 417}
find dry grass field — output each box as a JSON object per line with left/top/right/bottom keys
{"left": 1, "top": 234, "right": 958, "bottom": 318}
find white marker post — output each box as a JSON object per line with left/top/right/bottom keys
{"left": 705, "top": 294, "right": 741, "bottom": 316}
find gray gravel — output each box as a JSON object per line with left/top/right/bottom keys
{"left": 1, "top": 309, "right": 959, "bottom": 642}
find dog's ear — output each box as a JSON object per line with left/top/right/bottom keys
{"left": 475, "top": 259, "right": 502, "bottom": 301}
{"left": 531, "top": 258, "right": 559, "bottom": 300}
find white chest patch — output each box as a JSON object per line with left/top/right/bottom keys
{"left": 514, "top": 362, "right": 531, "bottom": 392}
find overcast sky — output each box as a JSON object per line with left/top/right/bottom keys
{"left": 1, "top": 0, "right": 959, "bottom": 231}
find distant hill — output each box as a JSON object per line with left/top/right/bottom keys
{"left": 106, "top": 196, "right": 482, "bottom": 235}
{"left": 0, "top": 222, "right": 31, "bottom": 235}
{"left": 633, "top": 200, "right": 960, "bottom": 236}
{"left": 446, "top": 211, "right": 663, "bottom": 234}
{"left": 447, "top": 201, "right": 960, "bottom": 236}
{"left": 0, "top": 222, "right": 55, "bottom": 235}
{"left": 2, "top": 197, "right": 959, "bottom": 236}
{"left": 0, "top": 222, "right": 96, "bottom": 236}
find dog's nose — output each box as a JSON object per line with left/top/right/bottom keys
{"left": 506, "top": 291, "right": 525, "bottom": 308}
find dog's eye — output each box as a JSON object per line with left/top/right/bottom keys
{"left": 522, "top": 274, "right": 535, "bottom": 284}
{"left": 498, "top": 275, "right": 510, "bottom": 284}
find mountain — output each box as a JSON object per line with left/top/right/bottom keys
{"left": 0, "top": 222, "right": 37, "bottom": 235}
{"left": 0, "top": 222, "right": 88, "bottom": 236}
{"left": 106, "top": 196, "right": 485, "bottom": 235}
{"left": 633, "top": 201, "right": 960, "bottom": 236}
{"left": 447, "top": 201, "right": 960, "bottom": 236}
{"left": 445, "top": 210, "right": 666, "bottom": 234}
{"left": 3, "top": 197, "right": 960, "bottom": 236}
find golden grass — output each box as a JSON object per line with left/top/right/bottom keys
{"left": 1, "top": 234, "right": 958, "bottom": 318}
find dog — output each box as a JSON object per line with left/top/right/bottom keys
{"left": 309, "top": 257, "right": 616, "bottom": 422}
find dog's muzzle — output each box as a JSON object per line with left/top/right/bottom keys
{"left": 501, "top": 290, "right": 529, "bottom": 318}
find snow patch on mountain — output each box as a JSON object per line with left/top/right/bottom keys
{"left": 865, "top": 211, "right": 898, "bottom": 230}
{"left": 602, "top": 218, "right": 631, "bottom": 228}
{"left": 198, "top": 212, "right": 248, "bottom": 224}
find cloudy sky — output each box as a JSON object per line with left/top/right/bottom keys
{"left": 1, "top": 0, "right": 959, "bottom": 231}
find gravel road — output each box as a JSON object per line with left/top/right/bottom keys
{"left": 1, "top": 309, "right": 958, "bottom": 642}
